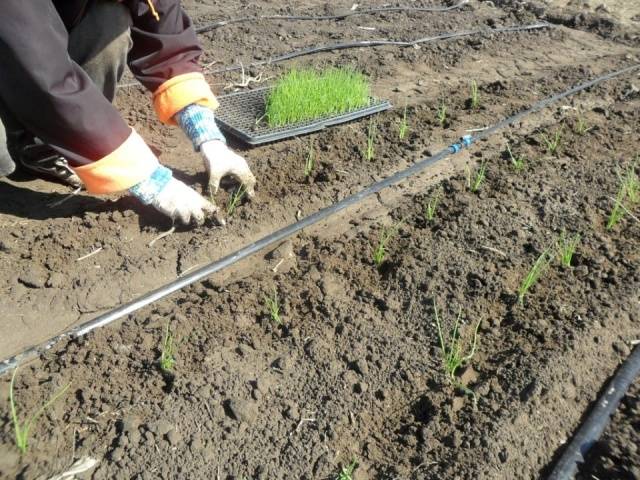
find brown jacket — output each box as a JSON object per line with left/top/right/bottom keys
{"left": 0, "top": 0, "right": 217, "bottom": 193}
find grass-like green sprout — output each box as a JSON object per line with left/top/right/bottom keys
{"left": 398, "top": 105, "right": 409, "bottom": 140}
{"left": 265, "top": 68, "right": 370, "bottom": 127}
{"left": 372, "top": 221, "right": 402, "bottom": 268}
{"left": 9, "top": 369, "right": 70, "bottom": 454}
{"left": 607, "top": 183, "right": 627, "bottom": 230}
{"left": 264, "top": 288, "right": 281, "bottom": 324}
{"left": 159, "top": 322, "right": 176, "bottom": 372}
{"left": 336, "top": 459, "right": 358, "bottom": 480}
{"left": 227, "top": 185, "right": 247, "bottom": 217}
{"left": 437, "top": 101, "right": 447, "bottom": 127}
{"left": 468, "top": 161, "right": 487, "bottom": 193}
{"left": 517, "top": 249, "right": 553, "bottom": 305}
{"left": 433, "top": 300, "right": 480, "bottom": 401}
{"left": 506, "top": 144, "right": 525, "bottom": 171}
{"left": 470, "top": 80, "right": 480, "bottom": 110}
{"left": 574, "top": 113, "right": 589, "bottom": 136}
{"left": 424, "top": 191, "right": 440, "bottom": 222}
{"left": 622, "top": 163, "right": 639, "bottom": 204}
{"left": 365, "top": 117, "right": 377, "bottom": 161}
{"left": 557, "top": 231, "right": 580, "bottom": 268}
{"left": 541, "top": 129, "right": 562, "bottom": 155}
{"left": 304, "top": 140, "right": 316, "bottom": 179}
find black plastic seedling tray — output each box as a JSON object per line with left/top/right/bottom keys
{"left": 215, "top": 87, "right": 391, "bottom": 145}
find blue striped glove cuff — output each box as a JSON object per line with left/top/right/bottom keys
{"left": 176, "top": 103, "right": 226, "bottom": 151}
{"left": 129, "top": 165, "right": 173, "bottom": 205}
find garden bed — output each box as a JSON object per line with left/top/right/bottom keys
{"left": 1, "top": 0, "right": 639, "bottom": 478}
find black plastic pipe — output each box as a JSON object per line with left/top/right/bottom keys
{"left": 195, "top": 0, "right": 470, "bottom": 33}
{"left": 119, "top": 22, "right": 552, "bottom": 88}
{"left": 1, "top": 63, "right": 638, "bottom": 377}
{"left": 548, "top": 344, "right": 640, "bottom": 479}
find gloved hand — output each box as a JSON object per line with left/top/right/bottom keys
{"left": 176, "top": 103, "right": 256, "bottom": 197}
{"left": 200, "top": 140, "right": 256, "bottom": 197}
{"left": 129, "top": 165, "right": 221, "bottom": 226}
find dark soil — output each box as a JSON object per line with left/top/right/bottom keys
{"left": 1, "top": 0, "right": 640, "bottom": 479}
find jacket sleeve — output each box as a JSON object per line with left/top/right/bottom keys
{"left": 127, "top": 0, "right": 218, "bottom": 125}
{"left": 0, "top": 0, "right": 158, "bottom": 193}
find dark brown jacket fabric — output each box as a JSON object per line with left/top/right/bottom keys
{"left": 0, "top": 0, "right": 204, "bottom": 165}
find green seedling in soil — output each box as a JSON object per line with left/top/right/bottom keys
{"left": 10, "top": 368, "right": 70, "bottom": 454}
{"left": 517, "top": 249, "right": 553, "bottom": 305}
{"left": 470, "top": 80, "right": 480, "bottom": 110}
{"left": 365, "top": 117, "right": 377, "bottom": 161}
{"left": 304, "top": 140, "right": 316, "bottom": 178}
{"left": 424, "top": 191, "right": 440, "bottom": 222}
{"left": 265, "top": 68, "right": 370, "bottom": 127}
{"left": 372, "top": 221, "right": 402, "bottom": 268}
{"left": 622, "top": 163, "right": 639, "bottom": 204}
{"left": 336, "top": 459, "right": 358, "bottom": 480}
{"left": 541, "top": 129, "right": 562, "bottom": 155}
{"left": 433, "top": 300, "right": 480, "bottom": 400}
{"left": 574, "top": 113, "right": 589, "bottom": 136}
{"left": 264, "top": 288, "right": 281, "bottom": 324}
{"left": 398, "top": 105, "right": 409, "bottom": 140}
{"left": 227, "top": 185, "right": 247, "bottom": 217}
{"left": 437, "top": 101, "right": 447, "bottom": 127}
{"left": 607, "top": 183, "right": 627, "bottom": 230}
{"left": 557, "top": 231, "right": 580, "bottom": 268}
{"left": 159, "top": 322, "right": 176, "bottom": 372}
{"left": 506, "top": 144, "right": 525, "bottom": 171}
{"left": 467, "top": 162, "right": 487, "bottom": 192}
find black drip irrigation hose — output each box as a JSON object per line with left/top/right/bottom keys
{"left": 548, "top": 344, "right": 640, "bottom": 479}
{"left": 194, "top": 0, "right": 470, "bottom": 34}
{"left": 2, "top": 62, "right": 639, "bottom": 377}
{"left": 119, "top": 22, "right": 552, "bottom": 88}
{"left": 205, "top": 22, "right": 551, "bottom": 76}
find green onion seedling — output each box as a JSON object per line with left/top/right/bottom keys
{"left": 607, "top": 183, "right": 627, "bottom": 230}
{"left": 159, "top": 322, "right": 176, "bottom": 372}
{"left": 506, "top": 144, "right": 525, "bottom": 171}
{"left": 398, "top": 105, "right": 409, "bottom": 140}
{"left": 541, "top": 129, "right": 562, "bottom": 155}
{"left": 227, "top": 185, "right": 247, "bottom": 217}
{"left": 365, "top": 117, "right": 377, "bottom": 161}
{"left": 372, "top": 221, "right": 402, "bottom": 268}
{"left": 264, "top": 288, "right": 281, "bottom": 324}
{"left": 304, "top": 140, "right": 316, "bottom": 179}
{"left": 424, "top": 191, "right": 440, "bottom": 222}
{"left": 574, "top": 113, "right": 590, "bottom": 136}
{"left": 433, "top": 300, "right": 480, "bottom": 401}
{"left": 517, "top": 249, "right": 552, "bottom": 304}
{"left": 437, "top": 101, "right": 447, "bottom": 127}
{"left": 336, "top": 459, "right": 358, "bottom": 480}
{"left": 622, "top": 163, "right": 639, "bottom": 204}
{"left": 557, "top": 231, "right": 580, "bottom": 268}
{"left": 468, "top": 162, "right": 487, "bottom": 193}
{"left": 470, "top": 80, "right": 480, "bottom": 110}
{"left": 10, "top": 368, "right": 70, "bottom": 454}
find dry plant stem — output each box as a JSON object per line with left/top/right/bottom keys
{"left": 148, "top": 226, "right": 176, "bottom": 247}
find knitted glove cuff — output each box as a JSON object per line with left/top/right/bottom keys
{"left": 128, "top": 165, "right": 173, "bottom": 205}
{"left": 175, "top": 103, "right": 226, "bottom": 151}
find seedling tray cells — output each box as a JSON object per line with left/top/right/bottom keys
{"left": 214, "top": 87, "right": 391, "bottom": 145}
